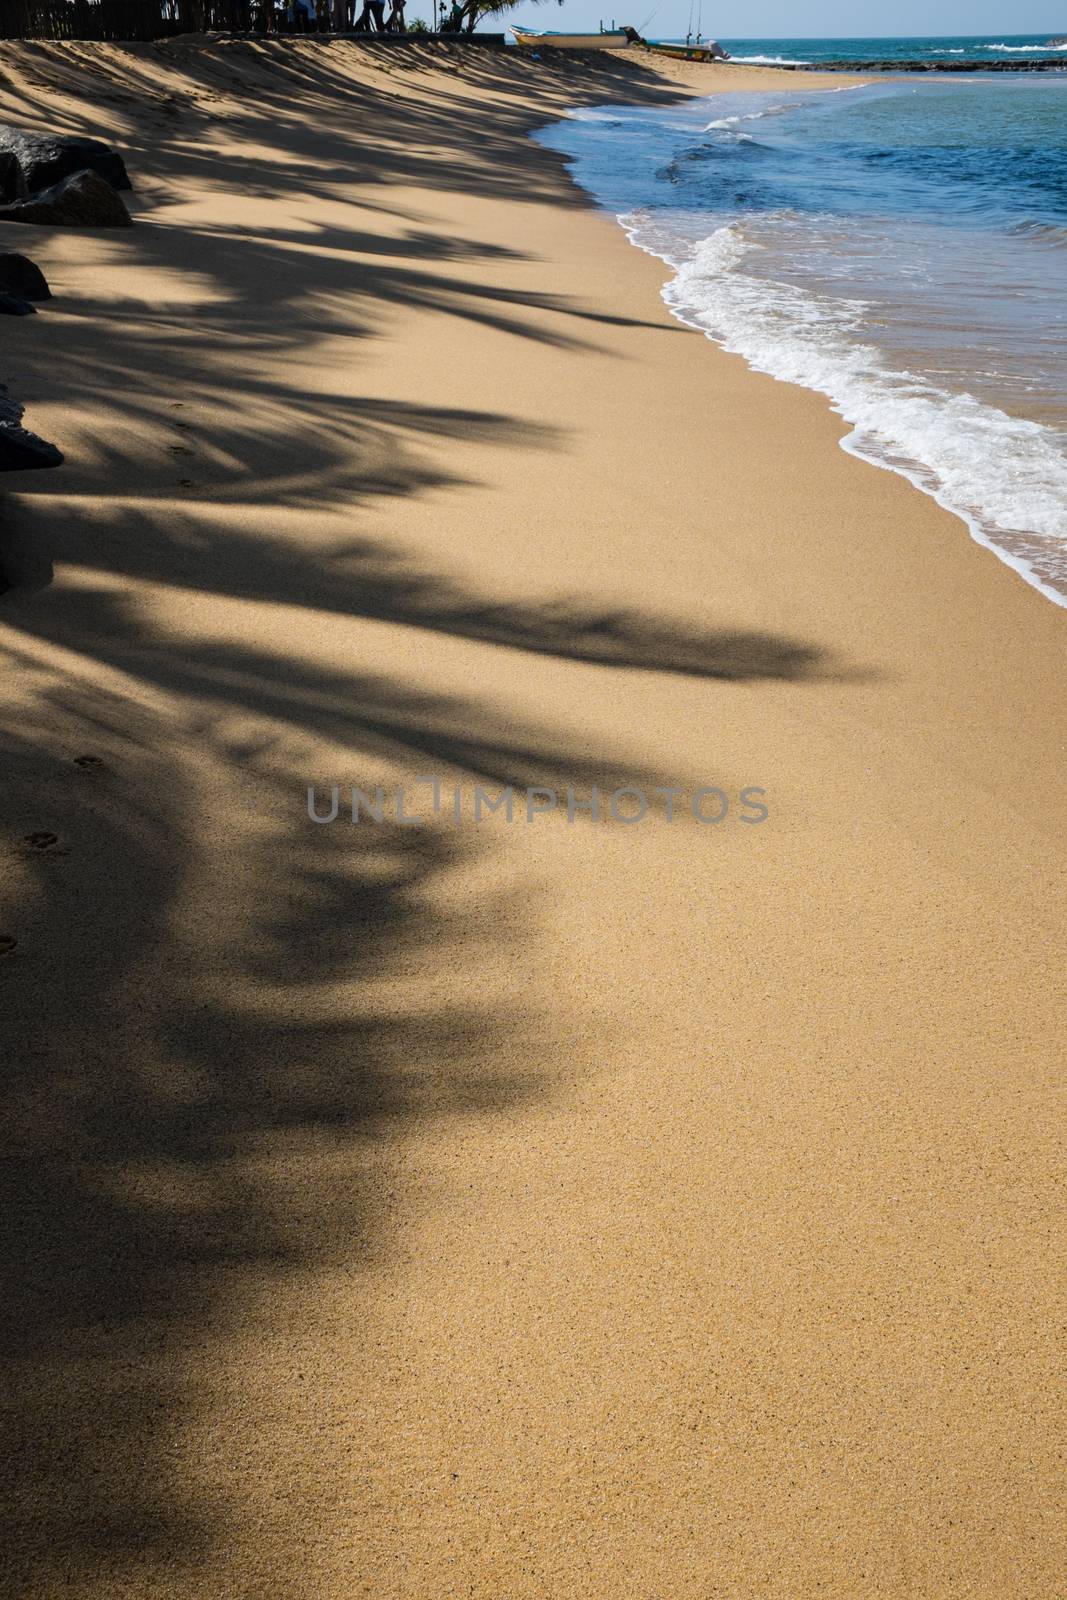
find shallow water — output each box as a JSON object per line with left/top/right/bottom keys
{"left": 537, "top": 77, "right": 1067, "bottom": 605}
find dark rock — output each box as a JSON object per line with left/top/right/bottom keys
{"left": 0, "top": 150, "right": 18, "bottom": 203}
{"left": 0, "top": 293, "right": 35, "bottom": 315}
{"left": 0, "top": 253, "right": 51, "bottom": 299}
{"left": 0, "top": 383, "right": 62, "bottom": 472}
{"left": 0, "top": 124, "right": 130, "bottom": 197}
{"left": 0, "top": 168, "right": 132, "bottom": 228}
{"left": 0, "top": 425, "right": 62, "bottom": 470}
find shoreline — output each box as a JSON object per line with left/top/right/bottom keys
{"left": 1, "top": 41, "right": 1064, "bottom": 1599}
{"left": 611, "top": 213, "right": 1067, "bottom": 612}
{"left": 544, "top": 76, "right": 1067, "bottom": 611}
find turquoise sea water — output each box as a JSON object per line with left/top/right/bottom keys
{"left": 705, "top": 34, "right": 1067, "bottom": 66}
{"left": 538, "top": 75, "right": 1067, "bottom": 604}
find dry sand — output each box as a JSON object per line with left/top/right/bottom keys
{"left": 0, "top": 37, "right": 1064, "bottom": 1600}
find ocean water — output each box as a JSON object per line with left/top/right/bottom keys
{"left": 704, "top": 35, "right": 1067, "bottom": 66}
{"left": 537, "top": 76, "right": 1067, "bottom": 604}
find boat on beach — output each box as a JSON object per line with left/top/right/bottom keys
{"left": 645, "top": 37, "right": 730, "bottom": 60}
{"left": 510, "top": 26, "right": 629, "bottom": 48}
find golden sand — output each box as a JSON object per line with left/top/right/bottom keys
{"left": 0, "top": 39, "right": 1063, "bottom": 1598}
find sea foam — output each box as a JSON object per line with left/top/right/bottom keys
{"left": 728, "top": 54, "right": 808, "bottom": 65}
{"left": 537, "top": 79, "right": 1067, "bottom": 606}
{"left": 621, "top": 218, "right": 1067, "bottom": 605}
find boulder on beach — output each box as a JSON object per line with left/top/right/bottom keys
{"left": 0, "top": 168, "right": 132, "bottom": 228}
{"left": 0, "top": 150, "right": 19, "bottom": 204}
{"left": 0, "top": 424, "right": 59, "bottom": 471}
{"left": 0, "top": 253, "right": 51, "bottom": 300}
{"left": 0, "top": 384, "right": 61, "bottom": 472}
{"left": 0, "top": 124, "right": 130, "bottom": 198}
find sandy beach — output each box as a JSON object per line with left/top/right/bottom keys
{"left": 1, "top": 38, "right": 1064, "bottom": 1598}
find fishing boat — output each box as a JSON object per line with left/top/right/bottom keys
{"left": 510, "top": 26, "right": 630, "bottom": 48}
{"left": 642, "top": 0, "right": 730, "bottom": 63}
{"left": 646, "top": 37, "right": 730, "bottom": 60}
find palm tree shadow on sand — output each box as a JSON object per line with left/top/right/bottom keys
{"left": 0, "top": 39, "right": 873, "bottom": 1597}
{"left": 0, "top": 534, "right": 858, "bottom": 1593}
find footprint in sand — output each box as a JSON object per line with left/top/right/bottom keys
{"left": 24, "top": 831, "right": 60, "bottom": 852}
{"left": 0, "top": 934, "right": 17, "bottom": 956}
{"left": 168, "top": 444, "right": 194, "bottom": 457}
{"left": 73, "top": 754, "right": 104, "bottom": 770}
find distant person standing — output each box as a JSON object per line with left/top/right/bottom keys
{"left": 352, "top": 0, "right": 386, "bottom": 26}
{"left": 384, "top": 0, "right": 406, "bottom": 28}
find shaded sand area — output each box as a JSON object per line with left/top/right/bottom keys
{"left": 0, "top": 37, "right": 1064, "bottom": 1599}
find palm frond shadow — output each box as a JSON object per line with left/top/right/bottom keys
{"left": 0, "top": 538, "right": 852, "bottom": 1590}
{"left": 0, "top": 38, "right": 867, "bottom": 1596}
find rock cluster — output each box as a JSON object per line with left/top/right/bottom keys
{"left": 0, "top": 125, "right": 131, "bottom": 200}
{"left": 0, "top": 128, "right": 130, "bottom": 484}
{"left": 0, "top": 125, "right": 131, "bottom": 225}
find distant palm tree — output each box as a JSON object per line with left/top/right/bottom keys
{"left": 448, "top": 0, "right": 561, "bottom": 33}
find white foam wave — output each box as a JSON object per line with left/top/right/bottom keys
{"left": 703, "top": 101, "right": 801, "bottom": 131}
{"left": 619, "top": 215, "right": 1067, "bottom": 606}
{"left": 702, "top": 119, "right": 759, "bottom": 143}
{"left": 983, "top": 41, "right": 1067, "bottom": 51}
{"left": 729, "top": 54, "right": 808, "bottom": 66}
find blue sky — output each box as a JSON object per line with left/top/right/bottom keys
{"left": 488, "top": 1, "right": 1066, "bottom": 35}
